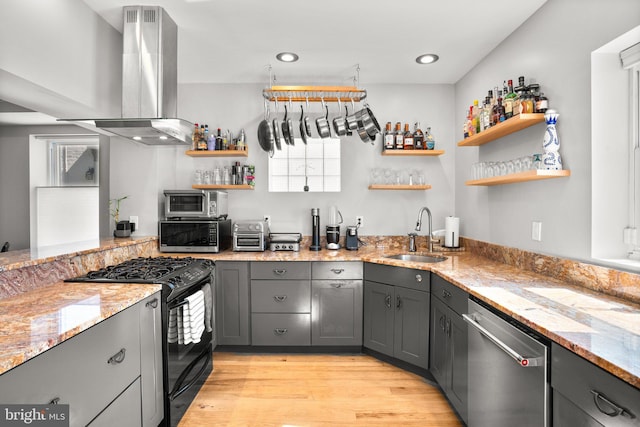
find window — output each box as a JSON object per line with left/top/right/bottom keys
{"left": 48, "top": 137, "right": 99, "bottom": 186}
{"left": 268, "top": 137, "right": 341, "bottom": 192}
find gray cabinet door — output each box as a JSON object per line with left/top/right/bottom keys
{"left": 430, "top": 295, "right": 450, "bottom": 386}
{"left": 311, "top": 280, "right": 363, "bottom": 346}
{"left": 139, "top": 292, "right": 164, "bottom": 427}
{"left": 215, "top": 261, "right": 250, "bottom": 345}
{"left": 363, "top": 281, "right": 394, "bottom": 357}
{"left": 394, "top": 286, "right": 429, "bottom": 369}
{"left": 449, "top": 308, "right": 468, "bottom": 422}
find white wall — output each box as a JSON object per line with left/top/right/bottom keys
{"left": 454, "top": 0, "right": 640, "bottom": 261}
{"left": 110, "top": 83, "right": 456, "bottom": 238}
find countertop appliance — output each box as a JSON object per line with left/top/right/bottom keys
{"left": 164, "top": 189, "right": 228, "bottom": 220}
{"left": 66, "top": 256, "right": 216, "bottom": 427}
{"left": 233, "top": 220, "right": 269, "bottom": 251}
{"left": 269, "top": 232, "right": 302, "bottom": 251}
{"left": 345, "top": 225, "right": 358, "bottom": 250}
{"left": 326, "top": 205, "right": 343, "bottom": 250}
{"left": 310, "top": 208, "right": 321, "bottom": 251}
{"left": 159, "top": 219, "right": 232, "bottom": 253}
{"left": 463, "top": 297, "right": 550, "bottom": 426}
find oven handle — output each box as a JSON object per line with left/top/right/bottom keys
{"left": 168, "top": 299, "right": 189, "bottom": 310}
{"left": 169, "top": 349, "right": 212, "bottom": 401}
{"left": 463, "top": 313, "right": 543, "bottom": 368}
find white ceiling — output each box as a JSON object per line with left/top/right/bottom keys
{"left": 81, "top": 0, "right": 548, "bottom": 85}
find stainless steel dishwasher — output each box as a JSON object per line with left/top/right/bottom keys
{"left": 463, "top": 298, "right": 550, "bottom": 427}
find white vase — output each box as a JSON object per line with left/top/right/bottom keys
{"left": 542, "top": 109, "right": 562, "bottom": 170}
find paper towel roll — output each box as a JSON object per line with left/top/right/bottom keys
{"left": 444, "top": 216, "right": 460, "bottom": 248}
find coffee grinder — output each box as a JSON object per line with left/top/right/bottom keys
{"left": 310, "top": 208, "right": 321, "bottom": 251}
{"left": 326, "top": 206, "right": 343, "bottom": 250}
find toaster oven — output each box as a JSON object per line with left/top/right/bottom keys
{"left": 164, "top": 189, "right": 228, "bottom": 219}
{"left": 233, "top": 220, "right": 270, "bottom": 251}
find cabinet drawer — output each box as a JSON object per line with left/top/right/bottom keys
{"left": 551, "top": 343, "right": 640, "bottom": 426}
{"left": 431, "top": 273, "right": 468, "bottom": 315}
{"left": 251, "top": 280, "right": 310, "bottom": 313}
{"left": 312, "top": 262, "right": 363, "bottom": 280}
{"left": 251, "top": 313, "right": 311, "bottom": 345}
{"left": 364, "top": 262, "right": 430, "bottom": 292}
{"left": 88, "top": 377, "right": 142, "bottom": 427}
{"left": 251, "top": 262, "right": 311, "bottom": 280}
{"left": 0, "top": 303, "right": 141, "bottom": 426}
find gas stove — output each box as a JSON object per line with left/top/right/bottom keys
{"left": 66, "top": 256, "right": 214, "bottom": 299}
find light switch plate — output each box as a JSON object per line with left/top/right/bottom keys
{"left": 532, "top": 221, "right": 542, "bottom": 241}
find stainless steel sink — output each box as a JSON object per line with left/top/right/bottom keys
{"left": 385, "top": 254, "right": 448, "bottom": 263}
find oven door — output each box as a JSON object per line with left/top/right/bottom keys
{"left": 166, "top": 280, "right": 214, "bottom": 427}
{"left": 159, "top": 221, "right": 218, "bottom": 253}
{"left": 165, "top": 191, "right": 206, "bottom": 218}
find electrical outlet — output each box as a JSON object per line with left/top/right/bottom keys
{"left": 532, "top": 221, "right": 542, "bottom": 241}
{"left": 356, "top": 216, "right": 364, "bottom": 228}
{"left": 264, "top": 215, "right": 271, "bottom": 227}
{"left": 129, "top": 215, "right": 138, "bottom": 233}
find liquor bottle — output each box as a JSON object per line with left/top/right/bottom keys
{"left": 203, "top": 125, "right": 210, "bottom": 149}
{"left": 472, "top": 100, "right": 481, "bottom": 134}
{"left": 482, "top": 96, "right": 492, "bottom": 130}
{"left": 503, "top": 79, "right": 516, "bottom": 119}
{"left": 498, "top": 96, "right": 506, "bottom": 122}
{"left": 403, "top": 123, "right": 414, "bottom": 149}
{"left": 425, "top": 127, "right": 435, "bottom": 150}
{"left": 464, "top": 106, "right": 474, "bottom": 138}
{"left": 192, "top": 123, "right": 199, "bottom": 150}
{"left": 515, "top": 76, "right": 527, "bottom": 115}
{"left": 536, "top": 93, "right": 549, "bottom": 113}
{"left": 413, "top": 122, "right": 424, "bottom": 149}
{"left": 198, "top": 125, "right": 207, "bottom": 150}
{"left": 384, "top": 122, "right": 395, "bottom": 150}
{"left": 491, "top": 92, "right": 501, "bottom": 127}
{"left": 394, "top": 122, "right": 404, "bottom": 149}
{"left": 216, "top": 128, "right": 223, "bottom": 150}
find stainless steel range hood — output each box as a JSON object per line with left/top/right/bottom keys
{"left": 63, "top": 6, "right": 193, "bottom": 146}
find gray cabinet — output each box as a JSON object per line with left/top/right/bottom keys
{"left": 552, "top": 343, "right": 640, "bottom": 427}
{"left": 138, "top": 293, "right": 164, "bottom": 427}
{"left": 250, "top": 262, "right": 311, "bottom": 346}
{"left": 429, "top": 274, "right": 468, "bottom": 423}
{"left": 88, "top": 378, "right": 142, "bottom": 427}
{"left": 311, "top": 261, "right": 363, "bottom": 347}
{"left": 215, "top": 261, "right": 251, "bottom": 345}
{"left": 363, "top": 263, "right": 430, "bottom": 369}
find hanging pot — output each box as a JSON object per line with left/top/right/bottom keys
{"left": 316, "top": 98, "right": 331, "bottom": 139}
{"left": 345, "top": 98, "right": 359, "bottom": 131}
{"left": 272, "top": 98, "right": 282, "bottom": 150}
{"left": 332, "top": 98, "right": 347, "bottom": 137}
{"left": 281, "top": 103, "right": 292, "bottom": 145}
{"left": 302, "top": 97, "right": 313, "bottom": 139}
{"left": 257, "top": 99, "right": 275, "bottom": 155}
{"left": 299, "top": 104, "right": 308, "bottom": 144}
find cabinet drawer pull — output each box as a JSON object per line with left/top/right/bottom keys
{"left": 49, "top": 397, "right": 60, "bottom": 405}
{"left": 146, "top": 298, "right": 159, "bottom": 308}
{"left": 273, "top": 269, "right": 287, "bottom": 276}
{"left": 273, "top": 295, "right": 288, "bottom": 302}
{"left": 331, "top": 268, "right": 345, "bottom": 274}
{"left": 274, "top": 328, "right": 288, "bottom": 335}
{"left": 591, "top": 390, "right": 635, "bottom": 418}
{"left": 396, "top": 295, "right": 402, "bottom": 309}
{"left": 107, "top": 348, "right": 126, "bottom": 365}
{"left": 442, "top": 290, "right": 452, "bottom": 298}
{"left": 415, "top": 274, "right": 423, "bottom": 282}
{"left": 439, "top": 315, "right": 445, "bottom": 331}
{"left": 385, "top": 295, "right": 391, "bottom": 309}
{"left": 331, "top": 283, "right": 343, "bottom": 288}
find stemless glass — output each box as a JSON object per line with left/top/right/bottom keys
{"left": 194, "top": 170, "right": 203, "bottom": 185}
{"left": 521, "top": 155, "right": 533, "bottom": 171}
{"left": 499, "top": 161, "right": 507, "bottom": 176}
{"left": 506, "top": 160, "right": 515, "bottom": 175}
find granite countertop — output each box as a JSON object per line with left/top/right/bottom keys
{"left": 0, "top": 282, "right": 162, "bottom": 375}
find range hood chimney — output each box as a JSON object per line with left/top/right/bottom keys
{"left": 63, "top": 6, "right": 193, "bottom": 145}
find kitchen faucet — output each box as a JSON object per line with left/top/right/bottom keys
{"left": 412, "top": 206, "right": 435, "bottom": 252}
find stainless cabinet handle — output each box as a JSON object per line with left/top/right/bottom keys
{"left": 331, "top": 268, "right": 344, "bottom": 274}
{"left": 439, "top": 315, "right": 445, "bottom": 331}
{"left": 331, "top": 283, "right": 343, "bottom": 288}
{"left": 274, "top": 328, "right": 288, "bottom": 335}
{"left": 442, "top": 290, "right": 451, "bottom": 298}
{"left": 49, "top": 397, "right": 60, "bottom": 405}
{"left": 463, "top": 313, "right": 542, "bottom": 367}
{"left": 107, "top": 348, "right": 126, "bottom": 365}
{"left": 273, "top": 295, "right": 288, "bottom": 302}
{"left": 273, "top": 269, "right": 287, "bottom": 275}
{"left": 591, "top": 390, "right": 635, "bottom": 418}
{"left": 446, "top": 318, "right": 451, "bottom": 337}
{"left": 415, "top": 274, "right": 423, "bottom": 282}
{"left": 396, "top": 295, "right": 402, "bottom": 309}
{"left": 146, "top": 298, "right": 158, "bottom": 308}
{"left": 385, "top": 294, "right": 391, "bottom": 309}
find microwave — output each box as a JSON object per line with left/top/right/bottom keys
{"left": 159, "top": 219, "right": 232, "bottom": 253}
{"left": 164, "top": 189, "right": 228, "bottom": 219}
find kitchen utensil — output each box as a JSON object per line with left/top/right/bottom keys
{"left": 281, "top": 103, "right": 292, "bottom": 145}
{"left": 316, "top": 98, "right": 331, "bottom": 139}
{"left": 332, "top": 98, "right": 347, "bottom": 136}
{"left": 344, "top": 104, "right": 353, "bottom": 135}
{"left": 303, "top": 97, "right": 313, "bottom": 139}
{"left": 360, "top": 103, "right": 381, "bottom": 139}
{"left": 355, "top": 109, "right": 371, "bottom": 143}
{"left": 299, "top": 105, "right": 308, "bottom": 145}
{"left": 345, "top": 99, "right": 359, "bottom": 131}
{"left": 272, "top": 99, "right": 282, "bottom": 150}
{"left": 286, "top": 98, "right": 296, "bottom": 145}
{"left": 257, "top": 99, "right": 275, "bottom": 154}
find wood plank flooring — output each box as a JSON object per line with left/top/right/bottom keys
{"left": 179, "top": 352, "right": 463, "bottom": 427}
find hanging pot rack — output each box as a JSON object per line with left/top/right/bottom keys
{"left": 262, "top": 85, "right": 367, "bottom": 103}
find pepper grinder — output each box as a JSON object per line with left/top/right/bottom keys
{"left": 310, "top": 208, "right": 321, "bottom": 251}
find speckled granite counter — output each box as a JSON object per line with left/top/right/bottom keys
{"left": 0, "top": 281, "right": 161, "bottom": 375}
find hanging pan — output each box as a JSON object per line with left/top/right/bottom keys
{"left": 257, "top": 99, "right": 275, "bottom": 155}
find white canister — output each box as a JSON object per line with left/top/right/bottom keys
{"left": 444, "top": 216, "right": 460, "bottom": 248}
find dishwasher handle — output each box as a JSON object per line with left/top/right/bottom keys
{"left": 463, "top": 313, "right": 543, "bottom": 368}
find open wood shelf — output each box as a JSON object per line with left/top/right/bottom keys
{"left": 457, "top": 114, "right": 545, "bottom": 147}
{"left": 263, "top": 85, "right": 367, "bottom": 103}
{"left": 192, "top": 184, "right": 254, "bottom": 190}
{"left": 465, "top": 169, "right": 570, "bottom": 186}
{"left": 186, "top": 150, "right": 248, "bottom": 157}
{"left": 381, "top": 149, "right": 445, "bottom": 156}
{"left": 368, "top": 184, "right": 432, "bottom": 190}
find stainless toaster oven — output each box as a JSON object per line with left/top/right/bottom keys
{"left": 233, "top": 220, "right": 270, "bottom": 251}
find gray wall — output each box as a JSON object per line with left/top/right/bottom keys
{"left": 454, "top": 0, "right": 640, "bottom": 262}
{"left": 110, "top": 83, "right": 456, "bottom": 238}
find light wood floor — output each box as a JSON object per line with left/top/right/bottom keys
{"left": 179, "top": 352, "right": 463, "bottom": 427}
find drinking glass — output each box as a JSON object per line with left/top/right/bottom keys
{"left": 194, "top": 170, "right": 203, "bottom": 184}
{"left": 499, "top": 161, "right": 507, "bottom": 176}
{"left": 213, "top": 167, "right": 221, "bottom": 184}
{"left": 506, "top": 160, "right": 515, "bottom": 175}
{"left": 521, "top": 155, "right": 533, "bottom": 171}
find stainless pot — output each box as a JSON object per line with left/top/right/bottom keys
{"left": 316, "top": 98, "right": 331, "bottom": 139}
{"left": 359, "top": 104, "right": 381, "bottom": 139}
{"left": 332, "top": 98, "right": 347, "bottom": 137}
{"left": 302, "top": 97, "right": 313, "bottom": 139}
{"left": 345, "top": 99, "right": 359, "bottom": 131}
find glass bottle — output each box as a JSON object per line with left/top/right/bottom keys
{"left": 216, "top": 128, "right": 223, "bottom": 151}
{"left": 536, "top": 93, "right": 549, "bottom": 113}
{"left": 384, "top": 122, "right": 395, "bottom": 150}
{"left": 425, "top": 127, "right": 435, "bottom": 150}
{"left": 504, "top": 79, "right": 516, "bottom": 119}
{"left": 403, "top": 123, "right": 414, "bottom": 149}
{"left": 472, "top": 100, "right": 481, "bottom": 134}
{"left": 192, "top": 123, "right": 199, "bottom": 151}
{"left": 413, "top": 122, "right": 424, "bottom": 149}
{"left": 198, "top": 124, "right": 207, "bottom": 150}
{"left": 394, "top": 122, "right": 404, "bottom": 149}
{"left": 498, "top": 96, "right": 506, "bottom": 123}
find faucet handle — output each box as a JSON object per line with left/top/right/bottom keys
{"left": 408, "top": 232, "right": 417, "bottom": 237}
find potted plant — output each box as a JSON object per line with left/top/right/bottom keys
{"left": 109, "top": 195, "right": 131, "bottom": 237}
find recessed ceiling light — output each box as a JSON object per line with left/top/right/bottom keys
{"left": 159, "top": 135, "right": 168, "bottom": 140}
{"left": 133, "top": 136, "right": 142, "bottom": 141}
{"left": 276, "top": 52, "right": 299, "bottom": 63}
{"left": 416, "top": 54, "right": 439, "bottom": 64}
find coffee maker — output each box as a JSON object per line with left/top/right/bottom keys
{"left": 345, "top": 225, "right": 359, "bottom": 250}
{"left": 326, "top": 206, "right": 343, "bottom": 250}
